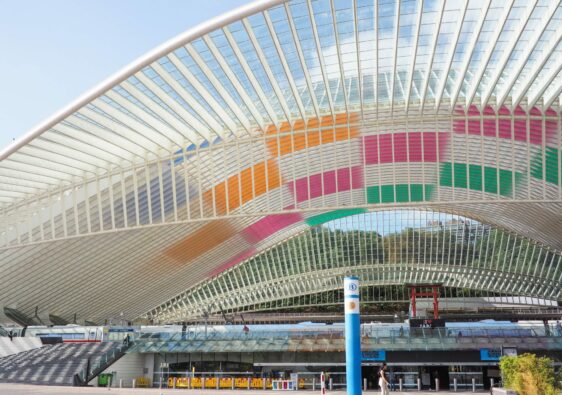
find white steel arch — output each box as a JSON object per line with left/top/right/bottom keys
{"left": 1, "top": 0, "right": 562, "bottom": 323}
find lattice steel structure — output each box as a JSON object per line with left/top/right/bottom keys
{"left": 1, "top": 0, "right": 562, "bottom": 323}
{"left": 148, "top": 210, "right": 562, "bottom": 322}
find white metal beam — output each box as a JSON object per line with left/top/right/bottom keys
{"left": 284, "top": 2, "right": 320, "bottom": 119}
{"left": 434, "top": 0, "right": 468, "bottom": 111}
{"left": 510, "top": 32, "right": 562, "bottom": 109}
{"left": 419, "top": 0, "right": 446, "bottom": 112}
{"left": 480, "top": 0, "right": 546, "bottom": 108}
{"left": 263, "top": 10, "right": 307, "bottom": 120}
{"left": 209, "top": 31, "right": 278, "bottom": 128}
{"left": 448, "top": 0, "right": 491, "bottom": 109}
{"left": 151, "top": 62, "right": 238, "bottom": 137}
{"left": 543, "top": 78, "right": 562, "bottom": 110}
{"left": 405, "top": 0, "right": 424, "bottom": 113}
{"left": 134, "top": 71, "right": 215, "bottom": 142}
{"left": 167, "top": 51, "right": 253, "bottom": 133}
{"left": 496, "top": 18, "right": 562, "bottom": 109}
{"left": 389, "top": 0, "right": 401, "bottom": 114}
{"left": 527, "top": 64, "right": 562, "bottom": 110}
{"left": 464, "top": 0, "right": 517, "bottom": 109}
{"left": 116, "top": 80, "right": 198, "bottom": 142}
{"left": 306, "top": 0, "right": 335, "bottom": 116}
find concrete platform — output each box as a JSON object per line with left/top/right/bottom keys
{"left": 0, "top": 383, "right": 489, "bottom": 395}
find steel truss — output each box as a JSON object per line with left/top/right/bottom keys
{"left": 1, "top": 0, "right": 562, "bottom": 322}
{"left": 147, "top": 210, "right": 562, "bottom": 323}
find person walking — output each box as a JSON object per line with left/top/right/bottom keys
{"left": 378, "top": 363, "right": 389, "bottom": 395}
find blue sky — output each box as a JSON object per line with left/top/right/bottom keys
{"left": 0, "top": 0, "right": 249, "bottom": 151}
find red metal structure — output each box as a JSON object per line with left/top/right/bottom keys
{"left": 406, "top": 283, "right": 442, "bottom": 319}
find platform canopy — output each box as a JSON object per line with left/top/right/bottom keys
{"left": 1, "top": 0, "right": 562, "bottom": 324}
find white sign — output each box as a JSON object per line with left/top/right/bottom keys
{"left": 344, "top": 277, "right": 359, "bottom": 314}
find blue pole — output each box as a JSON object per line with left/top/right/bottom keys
{"left": 344, "top": 276, "right": 361, "bottom": 395}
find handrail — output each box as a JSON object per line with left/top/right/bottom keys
{"left": 74, "top": 340, "right": 134, "bottom": 386}
{"left": 132, "top": 325, "right": 562, "bottom": 345}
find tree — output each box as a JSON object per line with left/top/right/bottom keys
{"left": 499, "top": 353, "right": 558, "bottom": 395}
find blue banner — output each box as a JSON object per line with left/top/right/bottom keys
{"left": 362, "top": 350, "right": 386, "bottom": 361}
{"left": 480, "top": 348, "right": 502, "bottom": 361}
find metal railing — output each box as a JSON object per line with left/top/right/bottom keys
{"left": 74, "top": 340, "right": 134, "bottom": 386}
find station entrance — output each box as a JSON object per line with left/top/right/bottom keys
{"left": 362, "top": 364, "right": 499, "bottom": 391}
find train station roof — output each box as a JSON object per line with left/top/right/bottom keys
{"left": 1, "top": 0, "right": 562, "bottom": 324}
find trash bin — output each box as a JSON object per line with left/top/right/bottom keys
{"left": 98, "top": 373, "right": 113, "bottom": 387}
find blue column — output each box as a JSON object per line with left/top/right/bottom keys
{"left": 344, "top": 276, "right": 361, "bottom": 395}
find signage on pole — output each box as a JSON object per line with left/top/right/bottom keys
{"left": 344, "top": 276, "right": 361, "bottom": 395}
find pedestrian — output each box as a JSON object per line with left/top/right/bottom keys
{"left": 378, "top": 363, "right": 389, "bottom": 395}
{"left": 544, "top": 319, "right": 551, "bottom": 336}
{"left": 389, "top": 370, "right": 395, "bottom": 392}
{"left": 8, "top": 330, "right": 13, "bottom": 342}
{"left": 556, "top": 321, "right": 562, "bottom": 337}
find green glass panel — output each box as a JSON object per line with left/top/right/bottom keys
{"left": 453, "top": 163, "right": 468, "bottom": 188}
{"left": 366, "top": 184, "right": 433, "bottom": 204}
{"left": 440, "top": 162, "right": 453, "bottom": 187}
{"left": 410, "top": 184, "right": 424, "bottom": 202}
{"left": 306, "top": 208, "right": 367, "bottom": 227}
{"left": 439, "top": 162, "right": 521, "bottom": 197}
{"left": 499, "top": 169, "right": 519, "bottom": 196}
{"left": 366, "top": 186, "right": 380, "bottom": 203}
{"left": 531, "top": 147, "right": 560, "bottom": 185}
{"left": 468, "top": 164, "right": 482, "bottom": 191}
{"left": 381, "top": 185, "right": 395, "bottom": 203}
{"left": 483, "top": 166, "right": 498, "bottom": 194}
{"left": 395, "top": 184, "right": 409, "bottom": 202}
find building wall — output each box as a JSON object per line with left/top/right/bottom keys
{"left": 89, "top": 352, "right": 147, "bottom": 388}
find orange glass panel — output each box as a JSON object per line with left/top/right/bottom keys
{"left": 266, "top": 113, "right": 359, "bottom": 156}
{"left": 203, "top": 159, "right": 282, "bottom": 214}
{"left": 164, "top": 220, "right": 236, "bottom": 263}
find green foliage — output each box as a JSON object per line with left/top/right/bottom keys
{"left": 499, "top": 353, "right": 558, "bottom": 395}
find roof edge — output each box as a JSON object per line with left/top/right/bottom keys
{"left": 0, "top": 0, "right": 285, "bottom": 161}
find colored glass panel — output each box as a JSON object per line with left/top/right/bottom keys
{"left": 439, "top": 162, "right": 522, "bottom": 197}
{"left": 209, "top": 248, "right": 257, "bottom": 277}
{"left": 363, "top": 132, "right": 447, "bottom": 165}
{"left": 242, "top": 213, "right": 303, "bottom": 243}
{"left": 454, "top": 110, "right": 557, "bottom": 146}
{"left": 531, "top": 147, "right": 561, "bottom": 186}
{"left": 306, "top": 208, "right": 367, "bottom": 227}
{"left": 204, "top": 159, "right": 283, "bottom": 214}
{"left": 288, "top": 166, "right": 363, "bottom": 203}
{"left": 366, "top": 184, "right": 433, "bottom": 204}
{"left": 266, "top": 114, "right": 359, "bottom": 157}
{"left": 164, "top": 220, "right": 237, "bottom": 263}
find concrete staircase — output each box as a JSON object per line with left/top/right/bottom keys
{"left": 0, "top": 342, "right": 117, "bottom": 386}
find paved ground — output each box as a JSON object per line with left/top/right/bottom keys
{"left": 0, "top": 384, "right": 489, "bottom": 395}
